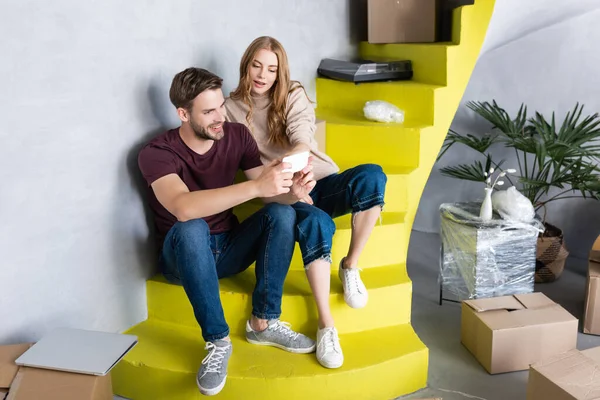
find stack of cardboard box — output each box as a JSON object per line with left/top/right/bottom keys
{"left": 0, "top": 343, "right": 113, "bottom": 399}
{"left": 0, "top": 328, "right": 136, "bottom": 400}
{"left": 459, "top": 235, "right": 600, "bottom": 398}
{"left": 584, "top": 235, "right": 600, "bottom": 335}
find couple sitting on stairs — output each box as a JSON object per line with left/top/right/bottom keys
{"left": 138, "top": 36, "right": 387, "bottom": 396}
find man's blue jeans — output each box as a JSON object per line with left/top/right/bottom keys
{"left": 293, "top": 164, "right": 387, "bottom": 267}
{"left": 159, "top": 203, "right": 296, "bottom": 342}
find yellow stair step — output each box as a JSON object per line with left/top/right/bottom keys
{"left": 379, "top": 172, "right": 409, "bottom": 214}
{"left": 328, "top": 164, "right": 413, "bottom": 214}
{"left": 316, "top": 77, "right": 443, "bottom": 126}
{"left": 148, "top": 263, "right": 412, "bottom": 335}
{"left": 228, "top": 209, "right": 409, "bottom": 269}
{"left": 319, "top": 211, "right": 408, "bottom": 269}
{"left": 360, "top": 42, "right": 456, "bottom": 86}
{"left": 359, "top": 3, "right": 476, "bottom": 86}
{"left": 316, "top": 108, "right": 425, "bottom": 171}
{"left": 317, "top": 107, "right": 429, "bottom": 128}
{"left": 113, "top": 319, "right": 428, "bottom": 400}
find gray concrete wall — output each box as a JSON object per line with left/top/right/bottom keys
{"left": 0, "top": 0, "right": 357, "bottom": 342}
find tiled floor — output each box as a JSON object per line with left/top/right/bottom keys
{"left": 115, "top": 231, "right": 600, "bottom": 399}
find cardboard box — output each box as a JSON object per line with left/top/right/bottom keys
{"left": 583, "top": 261, "right": 600, "bottom": 334}
{"left": 461, "top": 293, "right": 578, "bottom": 374}
{"left": 0, "top": 344, "right": 112, "bottom": 400}
{"left": 8, "top": 367, "right": 112, "bottom": 400}
{"left": 584, "top": 235, "right": 600, "bottom": 335}
{"left": 527, "top": 346, "right": 600, "bottom": 399}
{"left": 0, "top": 345, "right": 31, "bottom": 394}
{"left": 368, "top": 0, "right": 437, "bottom": 44}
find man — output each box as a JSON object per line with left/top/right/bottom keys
{"left": 138, "top": 67, "right": 317, "bottom": 396}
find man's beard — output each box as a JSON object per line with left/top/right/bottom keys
{"left": 190, "top": 119, "right": 224, "bottom": 141}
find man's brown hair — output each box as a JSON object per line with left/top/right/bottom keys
{"left": 169, "top": 67, "right": 223, "bottom": 111}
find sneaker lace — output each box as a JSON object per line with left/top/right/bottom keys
{"left": 202, "top": 342, "right": 229, "bottom": 374}
{"left": 271, "top": 321, "right": 300, "bottom": 340}
{"left": 344, "top": 268, "right": 364, "bottom": 294}
{"left": 319, "top": 328, "right": 341, "bottom": 354}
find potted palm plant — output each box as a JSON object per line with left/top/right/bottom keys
{"left": 438, "top": 101, "right": 600, "bottom": 282}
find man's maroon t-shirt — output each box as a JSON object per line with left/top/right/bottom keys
{"left": 138, "top": 122, "right": 263, "bottom": 245}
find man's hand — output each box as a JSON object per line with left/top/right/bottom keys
{"left": 255, "top": 159, "right": 294, "bottom": 198}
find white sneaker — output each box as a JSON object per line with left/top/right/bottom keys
{"left": 316, "top": 327, "right": 343, "bottom": 369}
{"left": 338, "top": 258, "right": 368, "bottom": 308}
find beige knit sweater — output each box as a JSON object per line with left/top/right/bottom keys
{"left": 225, "top": 87, "right": 339, "bottom": 181}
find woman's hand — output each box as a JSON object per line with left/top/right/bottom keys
{"left": 299, "top": 196, "right": 314, "bottom": 205}
{"left": 291, "top": 173, "right": 316, "bottom": 203}
{"left": 290, "top": 156, "right": 316, "bottom": 202}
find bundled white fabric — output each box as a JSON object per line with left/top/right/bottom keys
{"left": 492, "top": 186, "right": 535, "bottom": 222}
{"left": 363, "top": 100, "right": 404, "bottom": 123}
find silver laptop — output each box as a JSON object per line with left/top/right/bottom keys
{"left": 15, "top": 328, "right": 138, "bottom": 376}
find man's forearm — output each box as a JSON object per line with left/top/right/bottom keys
{"left": 174, "top": 180, "right": 259, "bottom": 221}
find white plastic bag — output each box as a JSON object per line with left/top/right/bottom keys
{"left": 491, "top": 186, "right": 535, "bottom": 222}
{"left": 363, "top": 100, "right": 405, "bottom": 123}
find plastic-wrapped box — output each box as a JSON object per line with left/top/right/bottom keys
{"left": 439, "top": 202, "right": 544, "bottom": 303}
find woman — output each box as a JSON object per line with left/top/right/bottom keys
{"left": 225, "top": 36, "right": 387, "bottom": 369}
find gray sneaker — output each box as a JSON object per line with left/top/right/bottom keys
{"left": 196, "top": 340, "right": 232, "bottom": 396}
{"left": 245, "top": 320, "right": 316, "bottom": 353}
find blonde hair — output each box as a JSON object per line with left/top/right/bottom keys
{"left": 230, "top": 36, "right": 308, "bottom": 147}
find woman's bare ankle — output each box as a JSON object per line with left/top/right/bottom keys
{"left": 342, "top": 257, "right": 358, "bottom": 269}
{"left": 318, "top": 317, "right": 335, "bottom": 329}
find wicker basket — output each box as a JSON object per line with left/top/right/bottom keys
{"left": 535, "top": 222, "right": 569, "bottom": 283}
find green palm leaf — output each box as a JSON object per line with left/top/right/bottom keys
{"left": 438, "top": 100, "right": 600, "bottom": 209}
{"left": 467, "top": 100, "right": 529, "bottom": 137}
{"left": 437, "top": 129, "right": 499, "bottom": 161}
{"left": 440, "top": 155, "right": 504, "bottom": 182}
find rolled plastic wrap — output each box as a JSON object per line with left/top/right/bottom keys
{"left": 363, "top": 100, "right": 405, "bottom": 123}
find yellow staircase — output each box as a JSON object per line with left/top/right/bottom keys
{"left": 112, "top": 1, "right": 495, "bottom": 399}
